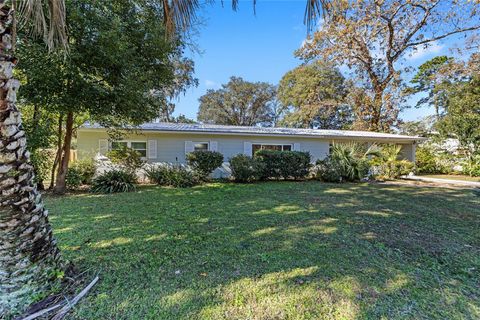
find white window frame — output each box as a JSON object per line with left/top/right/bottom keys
{"left": 193, "top": 141, "right": 210, "bottom": 152}
{"left": 251, "top": 143, "right": 293, "bottom": 156}
{"left": 110, "top": 140, "right": 148, "bottom": 159}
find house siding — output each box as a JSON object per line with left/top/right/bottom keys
{"left": 77, "top": 130, "right": 333, "bottom": 163}
{"left": 77, "top": 129, "right": 418, "bottom": 176}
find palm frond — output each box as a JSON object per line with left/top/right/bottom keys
{"left": 304, "top": 0, "right": 330, "bottom": 31}
{"left": 16, "top": 0, "right": 68, "bottom": 51}
{"left": 162, "top": 0, "right": 200, "bottom": 37}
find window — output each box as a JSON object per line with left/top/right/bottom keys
{"left": 111, "top": 141, "right": 147, "bottom": 157}
{"left": 252, "top": 144, "right": 292, "bottom": 156}
{"left": 194, "top": 142, "right": 209, "bottom": 151}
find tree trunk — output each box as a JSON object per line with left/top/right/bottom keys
{"left": 49, "top": 114, "right": 63, "bottom": 190}
{"left": 370, "top": 90, "right": 383, "bottom": 132}
{"left": 31, "top": 105, "right": 45, "bottom": 190}
{"left": 53, "top": 111, "right": 73, "bottom": 194}
{"left": 0, "top": 4, "right": 61, "bottom": 317}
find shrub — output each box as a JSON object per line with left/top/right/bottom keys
{"left": 463, "top": 156, "right": 480, "bottom": 177}
{"left": 186, "top": 150, "right": 223, "bottom": 179}
{"left": 65, "top": 159, "right": 97, "bottom": 190}
{"left": 254, "top": 150, "right": 311, "bottom": 180}
{"left": 71, "top": 159, "right": 96, "bottom": 183}
{"left": 229, "top": 154, "right": 265, "bottom": 182}
{"left": 145, "top": 165, "right": 200, "bottom": 188}
{"left": 315, "top": 143, "right": 374, "bottom": 182}
{"left": 314, "top": 158, "right": 343, "bottom": 182}
{"left": 66, "top": 167, "right": 83, "bottom": 189}
{"left": 90, "top": 169, "right": 137, "bottom": 193}
{"left": 30, "top": 149, "right": 55, "bottom": 189}
{"left": 107, "top": 147, "right": 145, "bottom": 173}
{"left": 372, "top": 145, "right": 415, "bottom": 180}
{"left": 415, "top": 146, "right": 450, "bottom": 174}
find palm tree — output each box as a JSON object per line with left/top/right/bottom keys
{"left": 0, "top": 0, "right": 326, "bottom": 316}
{"left": 0, "top": 0, "right": 68, "bottom": 316}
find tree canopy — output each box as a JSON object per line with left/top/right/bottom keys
{"left": 277, "top": 61, "right": 352, "bottom": 129}
{"left": 198, "top": 77, "right": 278, "bottom": 126}
{"left": 297, "top": 0, "right": 480, "bottom": 131}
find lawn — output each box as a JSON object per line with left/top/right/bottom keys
{"left": 419, "top": 174, "right": 480, "bottom": 183}
{"left": 46, "top": 182, "right": 480, "bottom": 319}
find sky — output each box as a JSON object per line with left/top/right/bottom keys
{"left": 173, "top": 0, "right": 462, "bottom": 123}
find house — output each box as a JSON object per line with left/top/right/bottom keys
{"left": 77, "top": 122, "right": 425, "bottom": 176}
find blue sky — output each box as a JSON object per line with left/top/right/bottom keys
{"left": 173, "top": 1, "right": 459, "bottom": 123}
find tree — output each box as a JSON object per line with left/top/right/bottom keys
{"left": 198, "top": 77, "right": 277, "bottom": 126}
{"left": 297, "top": 0, "right": 480, "bottom": 132}
{"left": 0, "top": 0, "right": 67, "bottom": 316}
{"left": 438, "top": 76, "right": 480, "bottom": 157}
{"left": 17, "top": 0, "right": 195, "bottom": 194}
{"left": 277, "top": 61, "right": 352, "bottom": 129}
{"left": 408, "top": 56, "right": 453, "bottom": 117}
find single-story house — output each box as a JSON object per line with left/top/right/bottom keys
{"left": 77, "top": 122, "right": 425, "bottom": 177}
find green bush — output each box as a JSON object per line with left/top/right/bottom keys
{"left": 315, "top": 143, "right": 374, "bottom": 182}
{"left": 254, "top": 150, "right": 311, "bottom": 180}
{"left": 30, "top": 149, "right": 55, "bottom": 188}
{"left": 463, "top": 156, "right": 480, "bottom": 177}
{"left": 186, "top": 150, "right": 223, "bottom": 179}
{"left": 314, "top": 158, "right": 343, "bottom": 182}
{"left": 107, "top": 147, "right": 145, "bottom": 173}
{"left": 71, "top": 159, "right": 96, "bottom": 183}
{"left": 90, "top": 169, "right": 137, "bottom": 193}
{"left": 66, "top": 167, "right": 83, "bottom": 189}
{"left": 145, "top": 165, "right": 200, "bottom": 188}
{"left": 66, "top": 159, "right": 97, "bottom": 190}
{"left": 372, "top": 145, "right": 415, "bottom": 180}
{"left": 229, "top": 154, "right": 265, "bottom": 182}
{"left": 415, "top": 146, "right": 450, "bottom": 174}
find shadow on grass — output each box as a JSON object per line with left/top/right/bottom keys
{"left": 45, "top": 182, "right": 480, "bottom": 319}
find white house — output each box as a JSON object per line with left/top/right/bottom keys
{"left": 77, "top": 122, "right": 425, "bottom": 176}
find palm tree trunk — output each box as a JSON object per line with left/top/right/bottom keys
{"left": 0, "top": 4, "right": 61, "bottom": 316}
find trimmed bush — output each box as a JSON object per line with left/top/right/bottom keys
{"left": 107, "top": 147, "right": 145, "bottom": 173}
{"left": 186, "top": 150, "right": 223, "bottom": 179}
{"left": 145, "top": 165, "right": 200, "bottom": 188}
{"left": 254, "top": 150, "right": 311, "bottom": 180}
{"left": 90, "top": 169, "right": 137, "bottom": 193}
{"left": 229, "top": 154, "right": 265, "bottom": 182}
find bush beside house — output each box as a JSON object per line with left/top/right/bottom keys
{"left": 186, "top": 150, "right": 224, "bottom": 180}
{"left": 145, "top": 165, "right": 201, "bottom": 188}
{"left": 90, "top": 169, "right": 137, "bottom": 193}
{"left": 254, "top": 150, "right": 312, "bottom": 180}
{"left": 229, "top": 155, "right": 265, "bottom": 183}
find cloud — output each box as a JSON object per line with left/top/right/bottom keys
{"left": 410, "top": 42, "right": 444, "bottom": 60}
{"left": 205, "top": 80, "right": 219, "bottom": 89}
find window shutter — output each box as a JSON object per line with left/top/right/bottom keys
{"left": 209, "top": 141, "right": 218, "bottom": 152}
{"left": 293, "top": 143, "right": 301, "bottom": 151}
{"left": 185, "top": 141, "right": 194, "bottom": 155}
{"left": 243, "top": 142, "right": 252, "bottom": 156}
{"left": 98, "top": 139, "right": 108, "bottom": 155}
{"left": 148, "top": 140, "right": 157, "bottom": 159}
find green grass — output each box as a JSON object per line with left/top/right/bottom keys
{"left": 46, "top": 182, "right": 480, "bottom": 319}
{"left": 419, "top": 174, "right": 480, "bottom": 183}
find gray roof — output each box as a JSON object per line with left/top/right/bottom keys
{"left": 81, "top": 122, "right": 425, "bottom": 141}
